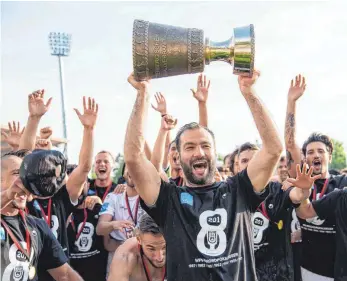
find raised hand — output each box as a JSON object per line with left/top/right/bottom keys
{"left": 73, "top": 96, "right": 98, "bottom": 129}
{"left": 28, "top": 89, "right": 53, "bottom": 118}
{"left": 40, "top": 127, "right": 53, "bottom": 139}
{"left": 286, "top": 164, "right": 321, "bottom": 189}
{"left": 1, "top": 121, "right": 24, "bottom": 149}
{"left": 35, "top": 139, "right": 53, "bottom": 151}
{"left": 238, "top": 70, "right": 260, "bottom": 95}
{"left": 191, "top": 73, "right": 211, "bottom": 103}
{"left": 288, "top": 74, "right": 306, "bottom": 102}
{"left": 113, "top": 184, "right": 127, "bottom": 194}
{"left": 84, "top": 196, "right": 102, "bottom": 210}
{"left": 161, "top": 114, "right": 177, "bottom": 131}
{"left": 151, "top": 92, "right": 167, "bottom": 115}
{"left": 112, "top": 220, "right": 134, "bottom": 232}
{"left": 127, "top": 72, "right": 150, "bottom": 92}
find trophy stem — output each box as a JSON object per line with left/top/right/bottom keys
{"left": 204, "top": 37, "right": 234, "bottom": 65}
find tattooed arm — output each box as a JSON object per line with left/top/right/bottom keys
{"left": 238, "top": 71, "right": 283, "bottom": 192}
{"left": 124, "top": 73, "right": 161, "bottom": 206}
{"left": 285, "top": 75, "right": 306, "bottom": 177}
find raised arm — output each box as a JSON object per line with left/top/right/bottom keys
{"left": 66, "top": 97, "right": 98, "bottom": 202}
{"left": 191, "top": 73, "right": 210, "bottom": 127}
{"left": 151, "top": 115, "right": 177, "bottom": 172}
{"left": 238, "top": 71, "right": 283, "bottom": 192}
{"left": 19, "top": 90, "right": 52, "bottom": 151}
{"left": 151, "top": 92, "right": 170, "bottom": 169}
{"left": 124, "top": 73, "right": 161, "bottom": 206}
{"left": 285, "top": 75, "right": 306, "bottom": 177}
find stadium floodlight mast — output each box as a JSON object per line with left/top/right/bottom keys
{"left": 48, "top": 32, "right": 71, "bottom": 159}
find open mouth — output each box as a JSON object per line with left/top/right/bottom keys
{"left": 98, "top": 168, "right": 107, "bottom": 175}
{"left": 192, "top": 160, "right": 208, "bottom": 176}
{"left": 312, "top": 159, "right": 322, "bottom": 169}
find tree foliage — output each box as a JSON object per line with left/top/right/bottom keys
{"left": 331, "top": 139, "right": 347, "bottom": 170}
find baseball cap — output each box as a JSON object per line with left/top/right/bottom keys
{"left": 20, "top": 149, "right": 67, "bottom": 198}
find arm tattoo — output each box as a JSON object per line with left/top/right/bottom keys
{"left": 285, "top": 113, "right": 295, "bottom": 146}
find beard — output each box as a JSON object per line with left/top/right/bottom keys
{"left": 143, "top": 252, "right": 165, "bottom": 269}
{"left": 181, "top": 156, "right": 216, "bottom": 185}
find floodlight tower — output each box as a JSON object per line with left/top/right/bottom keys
{"left": 48, "top": 32, "right": 71, "bottom": 159}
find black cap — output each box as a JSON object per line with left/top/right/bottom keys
{"left": 20, "top": 149, "right": 67, "bottom": 198}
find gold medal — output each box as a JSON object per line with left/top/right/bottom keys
{"left": 277, "top": 220, "right": 283, "bottom": 230}
{"left": 29, "top": 265, "right": 36, "bottom": 280}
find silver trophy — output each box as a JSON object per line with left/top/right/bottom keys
{"left": 132, "top": 19, "right": 255, "bottom": 81}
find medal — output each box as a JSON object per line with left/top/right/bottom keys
{"left": 29, "top": 265, "right": 36, "bottom": 280}
{"left": 125, "top": 193, "right": 140, "bottom": 226}
{"left": 277, "top": 220, "right": 283, "bottom": 230}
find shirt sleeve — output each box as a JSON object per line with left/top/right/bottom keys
{"left": 312, "top": 189, "right": 342, "bottom": 220}
{"left": 36, "top": 219, "right": 68, "bottom": 270}
{"left": 57, "top": 186, "right": 75, "bottom": 214}
{"left": 235, "top": 169, "right": 269, "bottom": 212}
{"left": 140, "top": 179, "right": 175, "bottom": 228}
{"left": 99, "top": 193, "right": 116, "bottom": 216}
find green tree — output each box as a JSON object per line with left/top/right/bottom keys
{"left": 331, "top": 139, "right": 347, "bottom": 170}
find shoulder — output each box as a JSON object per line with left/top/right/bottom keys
{"left": 267, "top": 181, "right": 283, "bottom": 194}
{"left": 334, "top": 174, "right": 347, "bottom": 188}
{"left": 114, "top": 237, "right": 139, "bottom": 266}
{"left": 27, "top": 215, "right": 50, "bottom": 236}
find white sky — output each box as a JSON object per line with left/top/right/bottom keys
{"left": 1, "top": 1, "right": 347, "bottom": 164}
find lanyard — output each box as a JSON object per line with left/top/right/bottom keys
{"left": 312, "top": 178, "right": 329, "bottom": 201}
{"left": 178, "top": 177, "right": 183, "bottom": 187}
{"left": 125, "top": 193, "right": 140, "bottom": 225}
{"left": 139, "top": 245, "right": 166, "bottom": 281}
{"left": 37, "top": 199, "right": 52, "bottom": 226}
{"left": 0, "top": 210, "right": 31, "bottom": 261}
{"left": 257, "top": 202, "right": 283, "bottom": 230}
{"left": 95, "top": 183, "right": 113, "bottom": 202}
{"left": 70, "top": 208, "right": 88, "bottom": 241}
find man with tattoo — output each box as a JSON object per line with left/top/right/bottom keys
{"left": 124, "top": 70, "right": 283, "bottom": 281}
{"left": 284, "top": 75, "right": 347, "bottom": 281}
{"left": 107, "top": 213, "right": 166, "bottom": 281}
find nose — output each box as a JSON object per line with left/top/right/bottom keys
{"left": 154, "top": 250, "right": 164, "bottom": 262}
{"left": 193, "top": 146, "right": 205, "bottom": 158}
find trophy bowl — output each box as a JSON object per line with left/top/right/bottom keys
{"left": 132, "top": 19, "right": 255, "bottom": 81}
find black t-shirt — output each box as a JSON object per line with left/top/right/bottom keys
{"left": 169, "top": 176, "right": 184, "bottom": 187}
{"left": 141, "top": 169, "right": 268, "bottom": 281}
{"left": 298, "top": 175, "right": 347, "bottom": 277}
{"left": 252, "top": 182, "right": 296, "bottom": 281}
{"left": 1, "top": 214, "right": 68, "bottom": 281}
{"left": 67, "top": 204, "right": 108, "bottom": 281}
{"left": 313, "top": 188, "right": 347, "bottom": 281}
{"left": 87, "top": 179, "right": 117, "bottom": 202}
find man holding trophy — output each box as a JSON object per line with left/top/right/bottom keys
{"left": 122, "top": 19, "right": 284, "bottom": 281}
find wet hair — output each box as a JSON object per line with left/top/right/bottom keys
{"left": 329, "top": 169, "right": 341, "bottom": 176}
{"left": 174, "top": 122, "right": 215, "bottom": 152}
{"left": 138, "top": 213, "right": 162, "bottom": 235}
{"left": 302, "top": 132, "right": 334, "bottom": 156}
{"left": 2, "top": 149, "right": 31, "bottom": 159}
{"left": 96, "top": 150, "right": 115, "bottom": 163}
{"left": 238, "top": 142, "right": 259, "bottom": 157}
{"left": 229, "top": 147, "right": 239, "bottom": 173}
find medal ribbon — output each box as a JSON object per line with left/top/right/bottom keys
{"left": 312, "top": 178, "right": 329, "bottom": 201}
{"left": 125, "top": 193, "right": 140, "bottom": 225}
{"left": 139, "top": 245, "right": 166, "bottom": 281}
{"left": 70, "top": 208, "right": 88, "bottom": 241}
{"left": 0, "top": 210, "right": 31, "bottom": 261}
{"left": 95, "top": 183, "right": 113, "bottom": 202}
{"left": 37, "top": 198, "right": 52, "bottom": 226}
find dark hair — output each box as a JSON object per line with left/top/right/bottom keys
{"left": 279, "top": 155, "right": 286, "bottom": 162}
{"left": 229, "top": 147, "right": 239, "bottom": 174}
{"left": 67, "top": 164, "right": 78, "bottom": 175}
{"left": 223, "top": 154, "right": 231, "bottom": 165}
{"left": 2, "top": 149, "right": 31, "bottom": 159}
{"left": 138, "top": 213, "right": 162, "bottom": 235}
{"left": 175, "top": 122, "right": 215, "bottom": 152}
{"left": 302, "top": 133, "right": 334, "bottom": 156}
{"left": 96, "top": 150, "right": 115, "bottom": 163}
{"left": 341, "top": 168, "right": 347, "bottom": 174}
{"left": 329, "top": 169, "right": 341, "bottom": 176}
{"left": 238, "top": 142, "right": 259, "bottom": 156}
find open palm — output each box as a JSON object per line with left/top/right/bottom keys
{"left": 1, "top": 121, "right": 24, "bottom": 148}
{"left": 74, "top": 96, "right": 98, "bottom": 129}
{"left": 151, "top": 92, "right": 167, "bottom": 115}
{"left": 191, "top": 74, "right": 210, "bottom": 103}
{"left": 288, "top": 74, "right": 306, "bottom": 101}
{"left": 286, "top": 164, "right": 321, "bottom": 189}
{"left": 28, "top": 90, "right": 53, "bottom": 117}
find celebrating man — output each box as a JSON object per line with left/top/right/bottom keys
{"left": 124, "top": 71, "right": 283, "bottom": 281}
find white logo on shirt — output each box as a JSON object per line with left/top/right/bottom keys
{"left": 252, "top": 212, "right": 269, "bottom": 245}
{"left": 291, "top": 209, "right": 302, "bottom": 243}
{"left": 2, "top": 241, "right": 33, "bottom": 281}
{"left": 50, "top": 215, "right": 59, "bottom": 238}
{"left": 197, "top": 209, "right": 227, "bottom": 256}
{"left": 75, "top": 222, "right": 94, "bottom": 252}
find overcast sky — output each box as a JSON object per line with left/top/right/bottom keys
{"left": 2, "top": 1, "right": 347, "bottom": 164}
